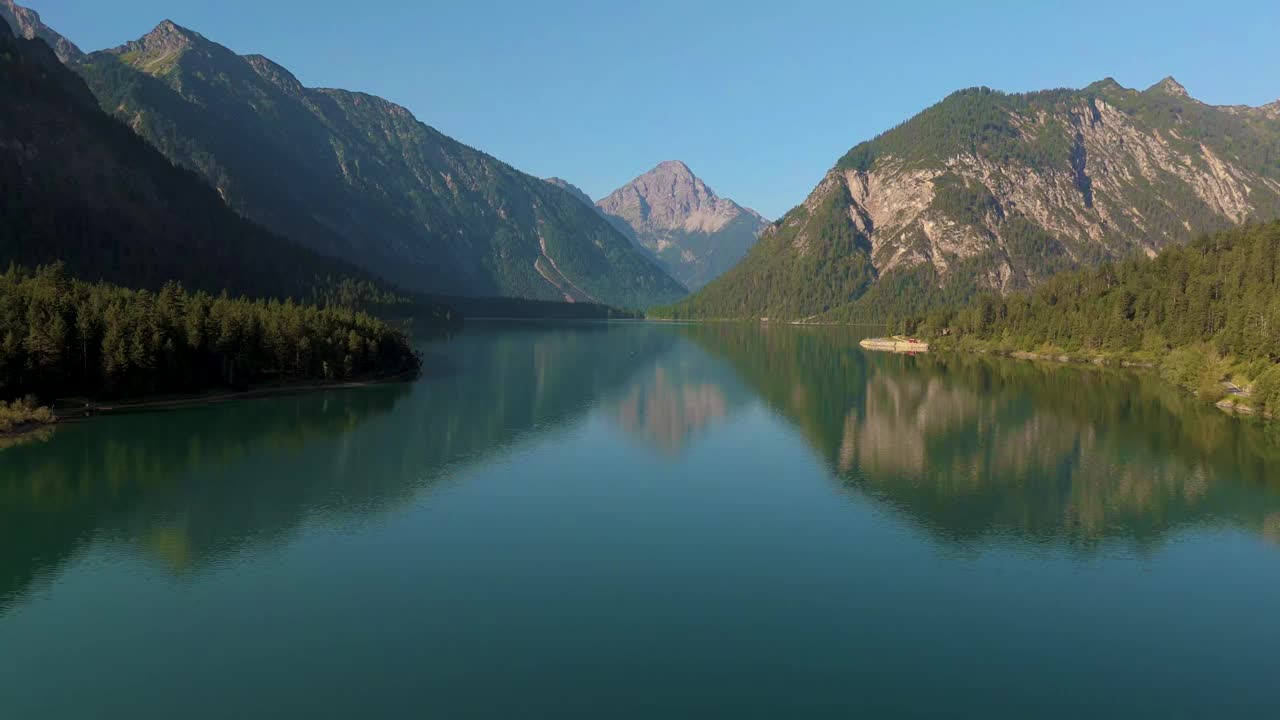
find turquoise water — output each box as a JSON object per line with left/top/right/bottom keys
{"left": 2, "top": 321, "right": 1279, "bottom": 718}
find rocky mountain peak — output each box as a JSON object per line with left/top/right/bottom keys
{"left": 597, "top": 162, "right": 768, "bottom": 290}
{"left": 138, "top": 20, "right": 203, "bottom": 52}
{"left": 598, "top": 161, "right": 759, "bottom": 234}
{"left": 1149, "top": 75, "right": 1189, "bottom": 98}
{"left": 107, "top": 20, "right": 236, "bottom": 77}
{"left": 654, "top": 159, "right": 695, "bottom": 177}
{"left": 0, "top": 0, "right": 83, "bottom": 63}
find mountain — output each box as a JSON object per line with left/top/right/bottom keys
{"left": 597, "top": 161, "right": 768, "bottom": 290}
{"left": 656, "top": 79, "right": 1280, "bottom": 320}
{"left": 545, "top": 177, "right": 597, "bottom": 209}
{"left": 0, "top": 15, "right": 423, "bottom": 307}
{"left": 0, "top": 0, "right": 80, "bottom": 63}
{"left": 68, "top": 19, "right": 684, "bottom": 309}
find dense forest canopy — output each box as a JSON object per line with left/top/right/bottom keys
{"left": 0, "top": 264, "right": 420, "bottom": 403}
{"left": 917, "top": 222, "right": 1280, "bottom": 414}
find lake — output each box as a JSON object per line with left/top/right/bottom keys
{"left": 2, "top": 321, "right": 1279, "bottom": 718}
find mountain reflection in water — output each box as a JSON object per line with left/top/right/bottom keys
{"left": 4, "top": 320, "right": 1280, "bottom": 616}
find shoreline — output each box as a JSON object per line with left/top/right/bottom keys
{"left": 0, "top": 370, "right": 421, "bottom": 448}
{"left": 860, "top": 336, "right": 930, "bottom": 353}
{"left": 1005, "top": 350, "right": 1155, "bottom": 369}
{"left": 0, "top": 419, "right": 57, "bottom": 439}
{"left": 55, "top": 369, "right": 421, "bottom": 419}
{"left": 946, "top": 343, "right": 1274, "bottom": 420}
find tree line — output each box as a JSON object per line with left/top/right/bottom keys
{"left": 911, "top": 222, "right": 1280, "bottom": 414}
{"left": 1, "top": 264, "right": 421, "bottom": 403}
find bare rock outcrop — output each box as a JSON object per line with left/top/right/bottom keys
{"left": 597, "top": 161, "right": 768, "bottom": 289}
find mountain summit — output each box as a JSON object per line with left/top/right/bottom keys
{"left": 1148, "top": 75, "right": 1189, "bottom": 98}
{"left": 0, "top": 0, "right": 81, "bottom": 63}
{"left": 597, "top": 161, "right": 767, "bottom": 290}
{"left": 128, "top": 19, "right": 205, "bottom": 56}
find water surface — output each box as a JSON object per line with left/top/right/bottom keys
{"left": 3, "top": 321, "right": 1279, "bottom": 718}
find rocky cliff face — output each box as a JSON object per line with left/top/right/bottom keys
{"left": 661, "top": 78, "right": 1280, "bottom": 320}
{"left": 833, "top": 78, "right": 1280, "bottom": 291}
{"left": 63, "top": 15, "right": 684, "bottom": 309}
{"left": 0, "top": 0, "right": 81, "bottom": 63}
{"left": 598, "top": 161, "right": 768, "bottom": 290}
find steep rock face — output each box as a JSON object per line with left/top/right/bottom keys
{"left": 841, "top": 88, "right": 1278, "bottom": 284}
{"left": 68, "top": 19, "right": 684, "bottom": 308}
{"left": 660, "top": 79, "right": 1280, "bottom": 320}
{"left": 598, "top": 161, "right": 768, "bottom": 290}
{"left": 0, "top": 0, "right": 80, "bottom": 63}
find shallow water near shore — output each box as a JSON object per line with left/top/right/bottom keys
{"left": 2, "top": 320, "right": 1279, "bottom": 718}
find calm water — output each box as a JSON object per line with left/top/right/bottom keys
{"left": 3, "top": 321, "right": 1279, "bottom": 718}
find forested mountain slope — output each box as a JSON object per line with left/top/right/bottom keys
{"left": 0, "top": 16, "right": 423, "bottom": 308}
{"left": 932, "top": 222, "right": 1280, "bottom": 415}
{"left": 656, "top": 79, "right": 1280, "bottom": 320}
{"left": 70, "top": 20, "right": 684, "bottom": 308}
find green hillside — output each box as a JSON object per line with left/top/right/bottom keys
{"left": 655, "top": 81, "right": 1280, "bottom": 321}
{"left": 927, "top": 222, "right": 1280, "bottom": 415}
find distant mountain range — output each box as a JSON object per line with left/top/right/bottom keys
{"left": 548, "top": 162, "right": 768, "bottom": 290}
{"left": 70, "top": 19, "right": 685, "bottom": 309}
{"left": 10, "top": 0, "right": 1280, "bottom": 322}
{"left": 0, "top": 2, "right": 685, "bottom": 310}
{"left": 657, "top": 78, "right": 1280, "bottom": 320}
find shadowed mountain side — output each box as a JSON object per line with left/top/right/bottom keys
{"left": 70, "top": 19, "right": 685, "bottom": 308}
{"left": 0, "top": 16, "right": 429, "bottom": 307}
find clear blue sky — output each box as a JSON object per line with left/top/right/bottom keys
{"left": 39, "top": 0, "right": 1280, "bottom": 219}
